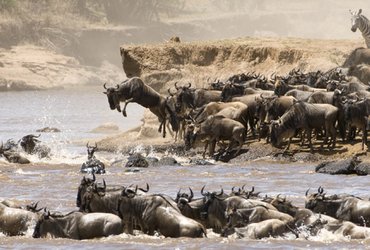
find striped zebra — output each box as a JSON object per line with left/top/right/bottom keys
{"left": 350, "top": 9, "right": 370, "bottom": 48}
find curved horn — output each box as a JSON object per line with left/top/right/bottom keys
{"left": 103, "top": 179, "right": 106, "bottom": 190}
{"left": 318, "top": 186, "right": 323, "bottom": 194}
{"left": 134, "top": 185, "right": 138, "bottom": 194}
{"left": 201, "top": 185, "right": 206, "bottom": 196}
{"left": 92, "top": 173, "right": 96, "bottom": 182}
{"left": 139, "top": 183, "right": 149, "bottom": 193}
{"left": 177, "top": 188, "right": 181, "bottom": 198}
{"left": 189, "top": 187, "right": 194, "bottom": 200}
{"left": 186, "top": 82, "right": 191, "bottom": 88}
{"left": 103, "top": 83, "right": 108, "bottom": 90}
{"left": 231, "top": 186, "right": 235, "bottom": 193}
{"left": 218, "top": 188, "right": 224, "bottom": 196}
{"left": 305, "top": 188, "right": 310, "bottom": 197}
{"left": 174, "top": 82, "right": 179, "bottom": 90}
{"left": 250, "top": 186, "right": 255, "bottom": 193}
{"left": 241, "top": 184, "right": 246, "bottom": 191}
{"left": 86, "top": 142, "right": 89, "bottom": 148}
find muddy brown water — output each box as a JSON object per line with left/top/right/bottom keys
{"left": 0, "top": 87, "right": 370, "bottom": 248}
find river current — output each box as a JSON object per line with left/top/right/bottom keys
{"left": 0, "top": 87, "right": 369, "bottom": 249}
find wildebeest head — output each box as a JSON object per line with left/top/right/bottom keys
{"left": 176, "top": 187, "right": 194, "bottom": 210}
{"left": 221, "top": 82, "right": 244, "bottom": 102}
{"left": 86, "top": 142, "right": 98, "bottom": 160}
{"left": 350, "top": 9, "right": 363, "bottom": 32}
{"left": 174, "top": 82, "right": 194, "bottom": 111}
{"left": 200, "top": 185, "right": 225, "bottom": 219}
{"left": 20, "top": 134, "right": 41, "bottom": 154}
{"left": 25, "top": 201, "right": 44, "bottom": 213}
{"left": 76, "top": 173, "right": 96, "bottom": 207}
{"left": 274, "top": 79, "right": 287, "bottom": 96}
{"left": 32, "top": 209, "right": 50, "bottom": 238}
{"left": 184, "top": 121, "right": 197, "bottom": 150}
{"left": 225, "top": 206, "right": 248, "bottom": 228}
{"left": 270, "top": 194, "right": 295, "bottom": 214}
{"left": 103, "top": 83, "right": 121, "bottom": 112}
{"left": 305, "top": 186, "right": 326, "bottom": 211}
{"left": 270, "top": 119, "right": 282, "bottom": 147}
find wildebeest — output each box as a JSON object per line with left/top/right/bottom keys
{"left": 284, "top": 89, "right": 313, "bottom": 102}
{"left": 19, "top": 134, "right": 50, "bottom": 158}
{"left": 343, "top": 47, "right": 370, "bottom": 67}
{"left": 117, "top": 187, "right": 206, "bottom": 237}
{"left": 185, "top": 115, "right": 246, "bottom": 158}
{"left": 304, "top": 187, "right": 370, "bottom": 226}
{"left": 226, "top": 205, "right": 294, "bottom": 228}
{"left": 172, "top": 82, "right": 221, "bottom": 112}
{"left": 270, "top": 102, "right": 338, "bottom": 151}
{"left": 231, "top": 219, "right": 296, "bottom": 239}
{"left": 76, "top": 174, "right": 96, "bottom": 208}
{"left": 343, "top": 98, "right": 370, "bottom": 149}
{"left": 323, "top": 220, "right": 370, "bottom": 239}
{"left": 194, "top": 101, "right": 248, "bottom": 125}
{"left": 274, "top": 79, "right": 325, "bottom": 96}
{"left": 32, "top": 210, "right": 124, "bottom": 239}
{"left": 79, "top": 177, "right": 150, "bottom": 214}
{"left": 0, "top": 141, "right": 30, "bottom": 164}
{"left": 348, "top": 64, "right": 370, "bottom": 84}
{"left": 269, "top": 194, "right": 338, "bottom": 229}
{"left": 231, "top": 92, "right": 274, "bottom": 136}
{"left": 80, "top": 142, "right": 105, "bottom": 174}
{"left": 103, "top": 77, "right": 178, "bottom": 137}
{"left": 257, "top": 95, "right": 297, "bottom": 123}
{"left": 0, "top": 201, "right": 42, "bottom": 236}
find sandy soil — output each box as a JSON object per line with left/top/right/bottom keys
{"left": 0, "top": 45, "right": 123, "bottom": 91}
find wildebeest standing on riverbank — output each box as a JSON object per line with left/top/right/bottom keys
{"left": 270, "top": 102, "right": 338, "bottom": 152}
{"left": 103, "top": 77, "right": 178, "bottom": 137}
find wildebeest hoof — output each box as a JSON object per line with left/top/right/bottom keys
{"left": 122, "top": 110, "right": 127, "bottom": 117}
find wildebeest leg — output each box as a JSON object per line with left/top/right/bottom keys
{"left": 203, "top": 140, "right": 209, "bottom": 158}
{"left": 209, "top": 140, "right": 217, "bottom": 157}
{"left": 122, "top": 98, "right": 134, "bottom": 117}
{"left": 307, "top": 129, "right": 313, "bottom": 153}
{"left": 362, "top": 124, "right": 367, "bottom": 150}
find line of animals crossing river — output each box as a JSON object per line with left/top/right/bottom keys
{"left": 1, "top": 174, "right": 370, "bottom": 240}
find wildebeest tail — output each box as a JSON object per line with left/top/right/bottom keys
{"left": 165, "top": 100, "right": 179, "bottom": 132}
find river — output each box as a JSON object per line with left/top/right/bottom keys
{"left": 0, "top": 87, "right": 369, "bottom": 249}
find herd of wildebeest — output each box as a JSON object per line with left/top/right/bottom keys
{"left": 103, "top": 55, "right": 370, "bottom": 159}
{"left": 2, "top": 174, "right": 370, "bottom": 240}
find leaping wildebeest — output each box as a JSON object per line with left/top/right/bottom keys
{"left": 103, "top": 77, "right": 179, "bottom": 137}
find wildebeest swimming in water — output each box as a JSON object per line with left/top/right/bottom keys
{"left": 0, "top": 141, "right": 30, "bottom": 164}
{"left": 32, "top": 209, "right": 123, "bottom": 239}
{"left": 19, "top": 134, "right": 51, "bottom": 159}
{"left": 80, "top": 143, "right": 105, "bottom": 174}
{"left": 103, "top": 77, "right": 179, "bottom": 138}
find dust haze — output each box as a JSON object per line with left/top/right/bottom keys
{"left": 0, "top": 0, "right": 368, "bottom": 88}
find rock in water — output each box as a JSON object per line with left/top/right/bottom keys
{"left": 315, "top": 157, "right": 360, "bottom": 175}
{"left": 354, "top": 161, "right": 370, "bottom": 176}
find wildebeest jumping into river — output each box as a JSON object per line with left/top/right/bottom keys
{"left": 103, "top": 77, "right": 179, "bottom": 137}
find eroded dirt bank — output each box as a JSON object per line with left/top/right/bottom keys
{"left": 120, "top": 37, "right": 363, "bottom": 91}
